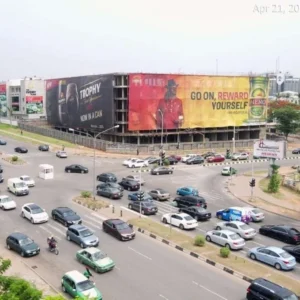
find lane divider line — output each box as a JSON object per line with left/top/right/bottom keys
{"left": 128, "top": 246, "right": 152, "bottom": 260}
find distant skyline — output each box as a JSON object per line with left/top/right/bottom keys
{"left": 0, "top": 0, "right": 299, "bottom": 80}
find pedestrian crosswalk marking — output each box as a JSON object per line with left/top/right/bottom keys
{"left": 40, "top": 225, "right": 62, "bottom": 241}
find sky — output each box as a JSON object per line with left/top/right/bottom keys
{"left": 0, "top": 0, "right": 299, "bottom": 80}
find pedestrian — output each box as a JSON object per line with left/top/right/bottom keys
{"left": 137, "top": 148, "right": 139, "bottom": 156}
{"left": 83, "top": 267, "right": 92, "bottom": 279}
{"left": 62, "top": 145, "right": 65, "bottom": 151}
{"left": 20, "top": 130, "right": 23, "bottom": 135}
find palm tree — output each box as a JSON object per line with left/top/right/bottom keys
{"left": 6, "top": 107, "right": 13, "bottom": 126}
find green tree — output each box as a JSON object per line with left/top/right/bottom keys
{"left": 268, "top": 164, "right": 281, "bottom": 193}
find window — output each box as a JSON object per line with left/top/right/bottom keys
{"left": 221, "top": 234, "right": 228, "bottom": 239}
{"left": 11, "top": 96, "right": 20, "bottom": 111}
{"left": 274, "top": 227, "right": 287, "bottom": 233}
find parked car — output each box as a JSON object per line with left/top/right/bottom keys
{"left": 118, "top": 179, "right": 140, "bottom": 191}
{"left": 38, "top": 144, "right": 49, "bottom": 151}
{"left": 122, "top": 158, "right": 138, "bottom": 166}
{"left": 128, "top": 200, "right": 158, "bottom": 215}
{"left": 21, "top": 203, "right": 49, "bottom": 224}
{"left": 20, "top": 175, "right": 35, "bottom": 187}
{"left": 245, "top": 207, "right": 265, "bottom": 222}
{"left": 148, "top": 188, "right": 170, "bottom": 201}
{"left": 0, "top": 174, "right": 3, "bottom": 183}
{"left": 161, "top": 213, "right": 198, "bottom": 230}
{"left": 282, "top": 245, "right": 300, "bottom": 262}
{"left": 259, "top": 225, "right": 300, "bottom": 244}
{"left": 128, "top": 192, "right": 152, "bottom": 201}
{"left": 66, "top": 224, "right": 99, "bottom": 248}
{"left": 173, "top": 195, "right": 207, "bottom": 209}
{"left": 0, "top": 165, "right": 3, "bottom": 174}
{"left": 169, "top": 154, "right": 181, "bottom": 162}
{"left": 56, "top": 151, "right": 68, "bottom": 158}
{"left": 0, "top": 139, "right": 7, "bottom": 145}
{"left": 231, "top": 152, "right": 249, "bottom": 160}
{"left": 124, "top": 175, "right": 145, "bottom": 185}
{"left": 206, "top": 230, "right": 245, "bottom": 250}
{"left": 179, "top": 206, "right": 211, "bottom": 221}
{"left": 207, "top": 154, "right": 225, "bottom": 163}
{"left": 176, "top": 186, "right": 198, "bottom": 196}
{"left": 97, "top": 182, "right": 124, "bottom": 192}
{"left": 97, "top": 187, "right": 123, "bottom": 199}
{"left": 51, "top": 207, "right": 82, "bottom": 227}
{"left": 102, "top": 219, "right": 135, "bottom": 241}
{"left": 127, "top": 159, "right": 148, "bottom": 168}
{"left": 248, "top": 246, "right": 296, "bottom": 270}
{"left": 292, "top": 148, "right": 300, "bottom": 154}
{"left": 166, "top": 156, "right": 179, "bottom": 165}
{"left": 65, "top": 164, "right": 88, "bottom": 174}
{"left": 151, "top": 166, "right": 173, "bottom": 175}
{"left": 186, "top": 156, "right": 204, "bottom": 165}
{"left": 0, "top": 195, "right": 16, "bottom": 210}
{"left": 96, "top": 172, "right": 117, "bottom": 183}
{"left": 76, "top": 247, "right": 115, "bottom": 273}
{"left": 148, "top": 158, "right": 160, "bottom": 164}
{"left": 215, "top": 221, "right": 256, "bottom": 239}
{"left": 14, "top": 147, "right": 28, "bottom": 153}
{"left": 221, "top": 166, "right": 237, "bottom": 176}
{"left": 202, "top": 152, "right": 216, "bottom": 159}
{"left": 182, "top": 154, "right": 198, "bottom": 163}
{"left": 6, "top": 232, "right": 40, "bottom": 257}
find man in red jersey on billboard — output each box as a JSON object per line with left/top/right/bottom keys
{"left": 156, "top": 79, "right": 184, "bottom": 130}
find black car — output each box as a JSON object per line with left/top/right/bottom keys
{"left": 292, "top": 148, "right": 300, "bottom": 154}
{"left": 97, "top": 182, "right": 124, "bottom": 192}
{"left": 0, "top": 165, "right": 3, "bottom": 173}
{"left": 173, "top": 195, "right": 207, "bottom": 209}
{"left": 118, "top": 179, "right": 140, "bottom": 191}
{"left": 97, "top": 187, "right": 123, "bottom": 199}
{"left": 38, "top": 144, "right": 49, "bottom": 151}
{"left": 51, "top": 207, "right": 82, "bottom": 227}
{"left": 151, "top": 166, "right": 173, "bottom": 175}
{"left": 179, "top": 206, "right": 211, "bottom": 221}
{"left": 6, "top": 232, "right": 40, "bottom": 257}
{"left": 148, "top": 158, "right": 160, "bottom": 164}
{"left": 102, "top": 219, "right": 135, "bottom": 241}
{"left": 96, "top": 173, "right": 117, "bottom": 183}
{"left": 65, "top": 164, "right": 88, "bottom": 174}
{"left": 0, "top": 174, "right": 3, "bottom": 183}
{"left": 202, "top": 152, "right": 215, "bottom": 159}
{"left": 282, "top": 245, "right": 300, "bottom": 262}
{"left": 259, "top": 225, "right": 300, "bottom": 244}
{"left": 128, "top": 200, "right": 158, "bottom": 215}
{"left": 14, "top": 147, "right": 28, "bottom": 153}
{"left": 186, "top": 156, "right": 205, "bottom": 165}
{"left": 0, "top": 139, "right": 7, "bottom": 145}
{"left": 166, "top": 157, "right": 178, "bottom": 165}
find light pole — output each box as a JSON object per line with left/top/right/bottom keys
{"left": 232, "top": 126, "right": 236, "bottom": 154}
{"left": 158, "top": 109, "right": 164, "bottom": 147}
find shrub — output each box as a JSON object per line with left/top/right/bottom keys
{"left": 11, "top": 156, "right": 19, "bottom": 162}
{"left": 81, "top": 191, "right": 92, "bottom": 198}
{"left": 163, "top": 159, "right": 170, "bottom": 166}
{"left": 194, "top": 235, "right": 205, "bottom": 247}
{"left": 220, "top": 247, "right": 230, "bottom": 258}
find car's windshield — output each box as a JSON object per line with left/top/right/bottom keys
{"left": 184, "top": 216, "right": 194, "bottom": 221}
{"left": 252, "top": 209, "right": 261, "bottom": 214}
{"left": 1, "top": 197, "right": 11, "bottom": 203}
{"left": 19, "top": 238, "right": 33, "bottom": 246}
{"left": 280, "top": 252, "right": 292, "bottom": 259}
{"left": 116, "top": 223, "right": 129, "bottom": 230}
{"left": 229, "top": 234, "right": 240, "bottom": 240}
{"left": 290, "top": 228, "right": 300, "bottom": 234}
{"left": 15, "top": 182, "right": 27, "bottom": 188}
{"left": 80, "top": 229, "right": 93, "bottom": 237}
{"left": 92, "top": 251, "right": 107, "bottom": 260}
{"left": 157, "top": 189, "right": 167, "bottom": 193}
{"left": 143, "top": 202, "right": 153, "bottom": 207}
{"left": 110, "top": 183, "right": 118, "bottom": 188}
{"left": 196, "top": 208, "right": 206, "bottom": 213}
{"left": 76, "top": 280, "right": 94, "bottom": 292}
{"left": 31, "top": 207, "right": 43, "bottom": 214}
{"left": 240, "top": 224, "right": 251, "bottom": 230}
{"left": 22, "top": 177, "right": 30, "bottom": 181}
{"left": 63, "top": 211, "right": 75, "bottom": 217}
{"left": 284, "top": 295, "right": 298, "bottom": 300}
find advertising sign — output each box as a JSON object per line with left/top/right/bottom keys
{"left": 128, "top": 74, "right": 269, "bottom": 131}
{"left": 0, "top": 83, "right": 7, "bottom": 117}
{"left": 45, "top": 75, "right": 114, "bottom": 130}
{"left": 25, "top": 80, "right": 44, "bottom": 114}
{"left": 253, "top": 139, "right": 286, "bottom": 159}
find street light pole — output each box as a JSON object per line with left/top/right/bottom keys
{"left": 158, "top": 109, "right": 164, "bottom": 147}
{"left": 232, "top": 126, "right": 236, "bottom": 154}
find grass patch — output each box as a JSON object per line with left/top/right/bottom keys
{"left": 244, "top": 170, "right": 268, "bottom": 177}
{"left": 73, "top": 196, "right": 110, "bottom": 210}
{"left": 129, "top": 217, "right": 300, "bottom": 295}
{"left": 2, "top": 156, "right": 26, "bottom": 165}
{"left": 259, "top": 177, "right": 285, "bottom": 199}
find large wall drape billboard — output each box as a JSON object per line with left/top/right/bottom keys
{"left": 45, "top": 75, "right": 114, "bottom": 130}
{"left": 0, "top": 84, "right": 7, "bottom": 117}
{"left": 128, "top": 74, "right": 269, "bottom": 130}
{"left": 25, "top": 80, "right": 44, "bottom": 114}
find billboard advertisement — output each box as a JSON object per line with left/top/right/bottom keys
{"left": 0, "top": 83, "right": 7, "bottom": 117}
{"left": 45, "top": 75, "right": 114, "bottom": 130}
{"left": 253, "top": 139, "right": 286, "bottom": 159}
{"left": 24, "top": 80, "right": 44, "bottom": 114}
{"left": 128, "top": 74, "right": 269, "bottom": 130}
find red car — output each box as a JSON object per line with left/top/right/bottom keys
{"left": 169, "top": 155, "right": 181, "bottom": 162}
{"left": 207, "top": 154, "right": 225, "bottom": 163}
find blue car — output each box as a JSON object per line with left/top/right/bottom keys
{"left": 128, "top": 192, "right": 153, "bottom": 202}
{"left": 216, "top": 207, "right": 251, "bottom": 223}
{"left": 176, "top": 187, "right": 199, "bottom": 196}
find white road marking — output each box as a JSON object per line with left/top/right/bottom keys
{"left": 159, "top": 294, "right": 169, "bottom": 300}
{"left": 40, "top": 226, "right": 62, "bottom": 241}
{"left": 81, "top": 219, "right": 100, "bottom": 230}
{"left": 91, "top": 213, "right": 107, "bottom": 221}
{"left": 115, "top": 266, "right": 120, "bottom": 270}
{"left": 243, "top": 247, "right": 250, "bottom": 251}
{"left": 46, "top": 223, "right": 66, "bottom": 236}
{"left": 84, "top": 215, "right": 103, "bottom": 225}
{"left": 120, "top": 206, "right": 146, "bottom": 217}
{"left": 192, "top": 281, "right": 228, "bottom": 300}
{"left": 250, "top": 241, "right": 264, "bottom": 246}
{"left": 196, "top": 228, "right": 206, "bottom": 233}
{"left": 240, "top": 250, "right": 247, "bottom": 254}
{"left": 128, "top": 247, "right": 152, "bottom": 260}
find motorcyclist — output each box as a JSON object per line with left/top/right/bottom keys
{"left": 83, "top": 267, "right": 93, "bottom": 279}
{"left": 47, "top": 236, "right": 57, "bottom": 250}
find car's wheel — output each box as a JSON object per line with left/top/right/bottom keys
{"left": 62, "top": 285, "right": 66, "bottom": 292}
{"left": 275, "top": 263, "right": 282, "bottom": 270}
{"left": 67, "top": 170, "right": 71, "bottom": 173}
{"left": 30, "top": 218, "right": 34, "bottom": 224}
{"left": 216, "top": 226, "right": 221, "bottom": 230}
{"left": 21, "top": 211, "right": 25, "bottom": 218}
{"left": 129, "top": 204, "right": 133, "bottom": 209}
{"left": 67, "top": 235, "right": 71, "bottom": 241}
{"left": 21, "top": 251, "right": 25, "bottom": 257}
{"left": 206, "top": 236, "right": 211, "bottom": 242}
{"left": 250, "top": 253, "right": 256, "bottom": 260}
{"left": 80, "top": 242, "right": 85, "bottom": 248}
{"left": 179, "top": 224, "right": 184, "bottom": 230}
{"left": 7, "top": 244, "right": 11, "bottom": 250}
{"left": 225, "top": 243, "right": 231, "bottom": 249}
{"left": 162, "top": 218, "right": 167, "bottom": 224}
{"left": 217, "top": 215, "right": 222, "bottom": 220}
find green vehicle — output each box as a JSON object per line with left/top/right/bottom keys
{"left": 61, "top": 270, "right": 102, "bottom": 299}
{"left": 76, "top": 247, "right": 115, "bottom": 273}
{"left": 221, "top": 166, "right": 237, "bottom": 176}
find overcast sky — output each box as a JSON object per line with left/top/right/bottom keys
{"left": 0, "top": 0, "right": 299, "bottom": 80}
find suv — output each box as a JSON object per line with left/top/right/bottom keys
{"left": 66, "top": 225, "right": 99, "bottom": 248}
{"left": 96, "top": 173, "right": 117, "bottom": 183}
{"left": 173, "top": 195, "right": 207, "bottom": 209}
{"left": 247, "top": 278, "right": 298, "bottom": 300}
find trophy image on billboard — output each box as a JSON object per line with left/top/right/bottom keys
{"left": 66, "top": 83, "right": 79, "bottom": 127}
{"left": 57, "top": 80, "right": 67, "bottom": 125}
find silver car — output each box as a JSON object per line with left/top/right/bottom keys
{"left": 66, "top": 225, "right": 99, "bottom": 248}
{"left": 245, "top": 207, "right": 265, "bottom": 222}
{"left": 215, "top": 221, "right": 256, "bottom": 239}
{"left": 148, "top": 188, "right": 170, "bottom": 201}
{"left": 56, "top": 151, "right": 68, "bottom": 158}
{"left": 231, "top": 152, "right": 249, "bottom": 160}
{"left": 125, "top": 175, "right": 145, "bottom": 185}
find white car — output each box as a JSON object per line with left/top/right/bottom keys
{"left": 20, "top": 175, "right": 35, "bottom": 187}
{"left": 206, "top": 230, "right": 245, "bottom": 250}
{"left": 161, "top": 213, "right": 198, "bottom": 230}
{"left": 221, "top": 166, "right": 237, "bottom": 176}
{"left": 231, "top": 152, "right": 249, "bottom": 160}
{"left": 56, "top": 151, "right": 68, "bottom": 158}
{"left": 182, "top": 154, "right": 198, "bottom": 163}
{"left": 215, "top": 221, "right": 257, "bottom": 239}
{"left": 245, "top": 207, "right": 265, "bottom": 222}
{"left": 0, "top": 195, "right": 16, "bottom": 210}
{"left": 123, "top": 158, "right": 138, "bottom": 166}
{"left": 124, "top": 175, "right": 145, "bottom": 185}
{"left": 21, "top": 203, "right": 49, "bottom": 224}
{"left": 127, "top": 159, "right": 148, "bottom": 168}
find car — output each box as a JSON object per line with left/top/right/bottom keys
{"left": 248, "top": 246, "right": 296, "bottom": 270}
{"left": 0, "top": 174, "right": 3, "bottom": 183}
{"left": 122, "top": 158, "right": 138, "bottom": 166}
{"left": 14, "top": 147, "right": 28, "bottom": 153}
{"left": 259, "top": 225, "right": 300, "bottom": 244}
{"left": 21, "top": 203, "right": 49, "bottom": 224}
{"left": 144, "top": 156, "right": 158, "bottom": 164}
{"left": 20, "top": 175, "right": 35, "bottom": 187}
{"left": 202, "top": 152, "right": 216, "bottom": 159}
{"left": 118, "top": 179, "right": 140, "bottom": 191}
{"left": 96, "top": 182, "right": 124, "bottom": 192}
{"left": 166, "top": 156, "right": 179, "bottom": 165}
{"left": 292, "top": 148, "right": 300, "bottom": 154}
{"left": 124, "top": 175, "right": 145, "bottom": 185}
{"left": 169, "top": 154, "right": 181, "bottom": 161}
{"left": 186, "top": 156, "right": 204, "bottom": 165}
{"left": 0, "top": 165, "right": 3, "bottom": 174}
{"left": 128, "top": 200, "right": 158, "bottom": 215}
{"left": 182, "top": 154, "right": 198, "bottom": 163}
{"left": 97, "top": 187, "right": 123, "bottom": 199}
{"left": 127, "top": 159, "right": 148, "bottom": 168}
{"left": 6, "top": 232, "right": 40, "bottom": 257}
{"left": 56, "top": 150, "right": 68, "bottom": 158}
{"left": 67, "top": 224, "right": 99, "bottom": 248}
{"left": 176, "top": 186, "right": 199, "bottom": 196}
{"left": 179, "top": 206, "right": 211, "bottom": 221}
{"left": 148, "top": 158, "right": 160, "bottom": 164}
{"left": 207, "top": 154, "right": 225, "bottom": 163}
{"left": 76, "top": 247, "right": 115, "bottom": 273}
{"left": 161, "top": 212, "right": 198, "bottom": 230}
{"left": 0, "top": 139, "right": 7, "bottom": 145}
{"left": 253, "top": 155, "right": 268, "bottom": 159}
{"left": 65, "top": 164, "right": 88, "bottom": 174}
{"left": 0, "top": 195, "right": 16, "bottom": 210}
{"left": 215, "top": 221, "right": 257, "bottom": 239}
{"left": 245, "top": 207, "right": 265, "bottom": 222}
{"left": 61, "top": 270, "right": 102, "bottom": 299}
{"left": 221, "top": 166, "right": 237, "bottom": 176}
{"left": 102, "top": 219, "right": 135, "bottom": 241}
{"left": 151, "top": 166, "right": 173, "bottom": 175}
{"left": 173, "top": 195, "right": 207, "bottom": 209}
{"left": 206, "top": 230, "right": 245, "bottom": 250}
{"left": 282, "top": 245, "right": 300, "bottom": 262}
{"left": 38, "top": 144, "right": 49, "bottom": 151}
{"left": 128, "top": 192, "right": 153, "bottom": 201}
{"left": 52, "top": 207, "right": 82, "bottom": 227}
{"left": 96, "top": 172, "right": 117, "bottom": 183}
{"left": 216, "top": 207, "right": 252, "bottom": 222}
{"left": 231, "top": 152, "right": 249, "bottom": 160}
{"left": 148, "top": 188, "right": 170, "bottom": 201}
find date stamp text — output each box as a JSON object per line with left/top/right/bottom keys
{"left": 253, "top": 4, "right": 299, "bottom": 14}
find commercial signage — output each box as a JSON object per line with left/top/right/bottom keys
{"left": 128, "top": 74, "right": 269, "bottom": 130}
{"left": 0, "top": 83, "right": 7, "bottom": 117}
{"left": 45, "top": 75, "right": 114, "bottom": 129}
{"left": 25, "top": 80, "right": 44, "bottom": 114}
{"left": 253, "top": 139, "right": 286, "bottom": 159}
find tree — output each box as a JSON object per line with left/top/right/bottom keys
{"left": 268, "top": 164, "right": 281, "bottom": 193}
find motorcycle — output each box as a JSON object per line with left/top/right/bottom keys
{"left": 47, "top": 238, "right": 59, "bottom": 255}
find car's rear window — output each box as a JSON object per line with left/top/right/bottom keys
{"left": 280, "top": 252, "right": 292, "bottom": 259}
{"left": 229, "top": 234, "right": 240, "bottom": 240}
{"left": 240, "top": 224, "right": 251, "bottom": 230}
{"left": 184, "top": 216, "right": 193, "bottom": 221}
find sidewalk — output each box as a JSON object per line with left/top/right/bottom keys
{"left": 94, "top": 205, "right": 142, "bottom": 221}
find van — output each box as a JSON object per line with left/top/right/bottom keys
{"left": 7, "top": 178, "right": 29, "bottom": 196}
{"left": 216, "top": 207, "right": 251, "bottom": 222}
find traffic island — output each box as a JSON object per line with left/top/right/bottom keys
{"left": 73, "top": 191, "right": 110, "bottom": 211}
{"left": 2, "top": 155, "right": 26, "bottom": 165}
{"left": 128, "top": 217, "right": 300, "bottom": 295}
